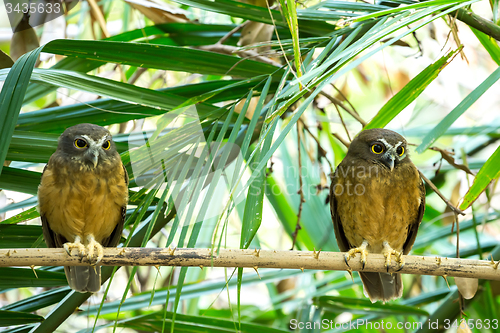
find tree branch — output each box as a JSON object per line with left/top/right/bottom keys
{"left": 454, "top": 9, "right": 500, "bottom": 42}
{"left": 419, "top": 170, "right": 465, "bottom": 216}
{"left": 3, "top": 248, "right": 500, "bottom": 281}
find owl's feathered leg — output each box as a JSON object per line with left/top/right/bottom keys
{"left": 345, "top": 240, "right": 369, "bottom": 269}
{"left": 63, "top": 236, "right": 101, "bottom": 292}
{"left": 63, "top": 236, "right": 86, "bottom": 258}
{"left": 382, "top": 241, "right": 404, "bottom": 272}
{"left": 86, "top": 234, "right": 104, "bottom": 265}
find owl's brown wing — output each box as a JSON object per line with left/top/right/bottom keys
{"left": 40, "top": 163, "right": 68, "bottom": 249}
{"left": 101, "top": 163, "right": 128, "bottom": 248}
{"left": 41, "top": 214, "right": 67, "bottom": 248}
{"left": 402, "top": 176, "right": 425, "bottom": 255}
{"left": 330, "top": 170, "right": 352, "bottom": 252}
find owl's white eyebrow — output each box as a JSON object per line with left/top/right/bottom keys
{"left": 81, "top": 135, "right": 108, "bottom": 146}
{"left": 379, "top": 138, "right": 392, "bottom": 148}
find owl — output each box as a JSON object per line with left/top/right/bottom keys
{"left": 38, "top": 123, "right": 128, "bottom": 292}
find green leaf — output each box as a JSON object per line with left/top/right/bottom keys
{"left": 17, "top": 79, "right": 275, "bottom": 133}
{"left": 2, "top": 288, "right": 70, "bottom": 313}
{"left": 471, "top": 27, "right": 500, "bottom": 65}
{"left": 0, "top": 268, "right": 66, "bottom": 288}
{"left": 0, "top": 48, "right": 42, "bottom": 176}
{"left": 417, "top": 65, "right": 500, "bottom": 153}
{"left": 42, "top": 40, "right": 284, "bottom": 78}
{"left": 0, "top": 225, "right": 43, "bottom": 248}
{"left": 0, "top": 207, "right": 39, "bottom": 225}
{"left": 95, "top": 311, "right": 289, "bottom": 333}
{"left": 0, "top": 167, "right": 41, "bottom": 195}
{"left": 365, "top": 47, "right": 460, "bottom": 130}
{"left": 350, "top": 0, "right": 474, "bottom": 22}
{"left": 279, "top": 0, "right": 302, "bottom": 81}
{"left": 84, "top": 269, "right": 304, "bottom": 315}
{"left": 169, "top": 0, "right": 335, "bottom": 35}
{"left": 460, "top": 145, "right": 500, "bottom": 210}
{"left": 240, "top": 79, "right": 273, "bottom": 249}
{"left": 0, "top": 310, "right": 44, "bottom": 327}
{"left": 6, "top": 131, "right": 59, "bottom": 163}
{"left": 0, "top": 68, "right": 219, "bottom": 116}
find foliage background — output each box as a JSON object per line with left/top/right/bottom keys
{"left": 1, "top": 0, "right": 500, "bottom": 332}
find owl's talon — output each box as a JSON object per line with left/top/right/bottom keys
{"left": 396, "top": 253, "right": 405, "bottom": 272}
{"left": 86, "top": 235, "right": 104, "bottom": 265}
{"left": 345, "top": 240, "right": 369, "bottom": 270}
{"left": 63, "top": 236, "right": 86, "bottom": 258}
{"left": 344, "top": 255, "right": 351, "bottom": 268}
{"left": 383, "top": 241, "right": 404, "bottom": 273}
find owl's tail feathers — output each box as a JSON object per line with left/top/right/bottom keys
{"left": 359, "top": 272, "right": 403, "bottom": 303}
{"left": 64, "top": 266, "right": 101, "bottom": 293}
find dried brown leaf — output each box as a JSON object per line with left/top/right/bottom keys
{"left": 0, "top": 49, "right": 14, "bottom": 69}
{"left": 455, "top": 277, "right": 478, "bottom": 299}
{"left": 124, "top": 0, "right": 189, "bottom": 24}
{"left": 10, "top": 15, "right": 40, "bottom": 62}
{"left": 430, "top": 146, "right": 474, "bottom": 175}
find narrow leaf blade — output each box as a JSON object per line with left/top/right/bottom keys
{"left": 460, "top": 145, "right": 500, "bottom": 210}
{"left": 417, "top": 65, "right": 500, "bottom": 153}
{"left": 365, "top": 48, "right": 459, "bottom": 130}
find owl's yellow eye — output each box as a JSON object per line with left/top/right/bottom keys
{"left": 397, "top": 146, "right": 404, "bottom": 156}
{"left": 74, "top": 139, "right": 87, "bottom": 149}
{"left": 371, "top": 143, "right": 384, "bottom": 154}
{"left": 102, "top": 140, "right": 111, "bottom": 150}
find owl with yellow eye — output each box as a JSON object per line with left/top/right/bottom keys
{"left": 38, "top": 124, "right": 128, "bottom": 293}
{"left": 330, "top": 129, "right": 425, "bottom": 302}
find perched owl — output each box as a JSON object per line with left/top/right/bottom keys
{"left": 38, "top": 123, "right": 128, "bottom": 293}
{"left": 330, "top": 128, "right": 425, "bottom": 302}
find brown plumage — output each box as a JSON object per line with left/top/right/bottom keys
{"left": 330, "top": 128, "right": 425, "bottom": 302}
{"left": 38, "top": 124, "right": 128, "bottom": 293}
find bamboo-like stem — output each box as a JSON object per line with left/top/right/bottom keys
{"left": 2, "top": 248, "right": 500, "bottom": 280}
{"left": 454, "top": 9, "right": 500, "bottom": 42}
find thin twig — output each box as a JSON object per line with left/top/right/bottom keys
{"left": 319, "top": 91, "right": 367, "bottom": 127}
{"left": 331, "top": 84, "right": 364, "bottom": 120}
{"left": 419, "top": 170, "right": 465, "bottom": 216}
{"left": 332, "top": 133, "right": 350, "bottom": 148}
{"left": 447, "top": 11, "right": 468, "bottom": 63}
{"left": 197, "top": 45, "right": 282, "bottom": 67}
{"left": 291, "top": 124, "right": 306, "bottom": 249}
{"left": 298, "top": 118, "right": 334, "bottom": 173}
{"left": 218, "top": 21, "right": 249, "bottom": 45}
{"left": 2, "top": 248, "right": 500, "bottom": 280}
{"left": 333, "top": 102, "right": 351, "bottom": 141}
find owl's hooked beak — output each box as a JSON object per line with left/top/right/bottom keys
{"left": 381, "top": 152, "right": 396, "bottom": 171}
{"left": 85, "top": 148, "right": 99, "bottom": 168}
